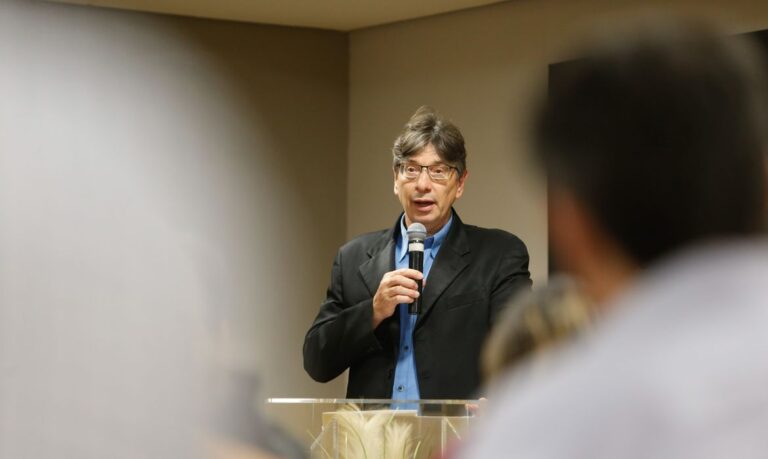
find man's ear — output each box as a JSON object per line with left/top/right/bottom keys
{"left": 455, "top": 170, "right": 469, "bottom": 199}
{"left": 548, "top": 188, "right": 595, "bottom": 274}
{"left": 549, "top": 187, "right": 635, "bottom": 303}
{"left": 393, "top": 168, "right": 399, "bottom": 195}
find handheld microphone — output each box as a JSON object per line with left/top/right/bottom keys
{"left": 406, "top": 222, "right": 427, "bottom": 315}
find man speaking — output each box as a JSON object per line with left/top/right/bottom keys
{"left": 303, "top": 106, "right": 532, "bottom": 400}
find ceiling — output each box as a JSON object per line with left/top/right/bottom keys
{"left": 48, "top": 0, "right": 509, "bottom": 31}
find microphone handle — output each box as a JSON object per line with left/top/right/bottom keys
{"left": 408, "top": 250, "right": 423, "bottom": 315}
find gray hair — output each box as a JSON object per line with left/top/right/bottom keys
{"left": 392, "top": 106, "right": 467, "bottom": 176}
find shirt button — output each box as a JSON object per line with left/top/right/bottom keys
{"left": 397, "top": 385, "right": 404, "bottom": 392}
{"left": 404, "top": 345, "right": 410, "bottom": 352}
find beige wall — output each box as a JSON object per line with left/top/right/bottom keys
{"left": 5, "top": 0, "right": 768, "bottom": 453}
{"left": 348, "top": 0, "right": 768, "bottom": 287}
{"left": 0, "top": 0, "right": 347, "bottom": 453}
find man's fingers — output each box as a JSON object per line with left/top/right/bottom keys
{"left": 387, "top": 275, "right": 419, "bottom": 291}
{"left": 388, "top": 268, "right": 423, "bottom": 280}
{"left": 376, "top": 269, "right": 422, "bottom": 309}
{"left": 390, "top": 285, "right": 419, "bottom": 299}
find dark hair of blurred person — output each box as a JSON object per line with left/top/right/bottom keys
{"left": 459, "top": 17, "right": 768, "bottom": 459}
{"left": 537, "top": 19, "right": 767, "bottom": 302}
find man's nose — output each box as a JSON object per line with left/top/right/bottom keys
{"left": 415, "top": 169, "right": 432, "bottom": 192}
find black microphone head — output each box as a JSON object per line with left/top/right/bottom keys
{"left": 406, "top": 222, "right": 427, "bottom": 243}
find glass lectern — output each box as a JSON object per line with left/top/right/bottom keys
{"left": 265, "top": 398, "right": 479, "bottom": 458}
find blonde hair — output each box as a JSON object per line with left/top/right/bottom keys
{"left": 482, "top": 277, "right": 595, "bottom": 384}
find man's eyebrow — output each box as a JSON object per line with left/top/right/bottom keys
{"left": 403, "top": 161, "right": 447, "bottom": 166}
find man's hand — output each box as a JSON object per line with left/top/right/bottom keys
{"left": 466, "top": 397, "right": 488, "bottom": 416}
{"left": 372, "top": 268, "right": 423, "bottom": 328}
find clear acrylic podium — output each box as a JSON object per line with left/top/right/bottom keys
{"left": 265, "top": 398, "right": 479, "bottom": 458}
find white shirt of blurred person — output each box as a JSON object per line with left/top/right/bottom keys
{"left": 460, "top": 19, "right": 768, "bottom": 459}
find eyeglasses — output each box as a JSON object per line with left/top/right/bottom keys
{"left": 398, "top": 162, "right": 457, "bottom": 182}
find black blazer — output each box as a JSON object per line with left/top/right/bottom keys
{"left": 303, "top": 211, "right": 531, "bottom": 399}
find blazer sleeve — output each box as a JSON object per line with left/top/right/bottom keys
{"left": 488, "top": 237, "right": 532, "bottom": 325}
{"left": 303, "top": 249, "right": 384, "bottom": 383}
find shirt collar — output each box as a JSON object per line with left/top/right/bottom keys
{"left": 396, "top": 213, "right": 454, "bottom": 263}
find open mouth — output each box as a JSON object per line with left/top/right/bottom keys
{"left": 413, "top": 199, "right": 435, "bottom": 212}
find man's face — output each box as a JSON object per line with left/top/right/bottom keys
{"left": 393, "top": 144, "right": 467, "bottom": 235}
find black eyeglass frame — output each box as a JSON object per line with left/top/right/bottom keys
{"left": 396, "top": 162, "right": 459, "bottom": 182}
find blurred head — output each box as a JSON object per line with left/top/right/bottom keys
{"left": 534, "top": 18, "right": 768, "bottom": 302}
{"left": 393, "top": 107, "right": 468, "bottom": 234}
{"left": 482, "top": 277, "right": 595, "bottom": 384}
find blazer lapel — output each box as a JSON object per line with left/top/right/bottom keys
{"left": 358, "top": 220, "right": 400, "bottom": 353}
{"left": 416, "top": 212, "right": 470, "bottom": 328}
{"left": 359, "top": 233, "right": 395, "bottom": 297}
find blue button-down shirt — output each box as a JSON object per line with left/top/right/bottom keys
{"left": 391, "top": 214, "right": 453, "bottom": 408}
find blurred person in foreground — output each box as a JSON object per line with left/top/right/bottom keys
{"left": 438, "top": 279, "right": 594, "bottom": 459}
{"left": 303, "top": 106, "right": 531, "bottom": 401}
{"left": 461, "top": 17, "right": 768, "bottom": 458}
